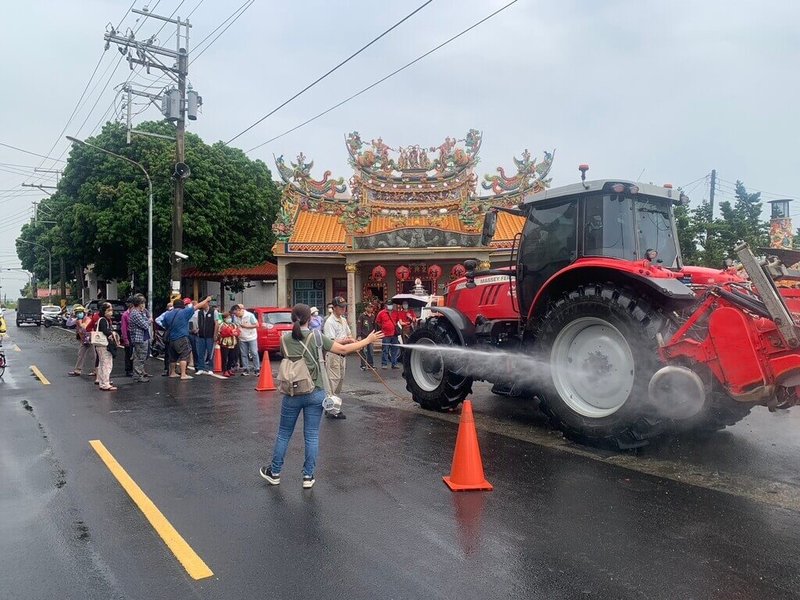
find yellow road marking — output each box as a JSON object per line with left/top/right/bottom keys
{"left": 29, "top": 365, "right": 50, "bottom": 385}
{"left": 89, "top": 440, "right": 214, "bottom": 580}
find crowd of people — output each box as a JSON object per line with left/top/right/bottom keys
{"left": 58, "top": 292, "right": 416, "bottom": 488}
{"left": 65, "top": 294, "right": 296, "bottom": 389}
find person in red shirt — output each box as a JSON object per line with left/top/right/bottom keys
{"left": 374, "top": 301, "right": 401, "bottom": 369}
{"left": 396, "top": 301, "right": 417, "bottom": 342}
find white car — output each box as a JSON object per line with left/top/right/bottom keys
{"left": 41, "top": 305, "right": 62, "bottom": 316}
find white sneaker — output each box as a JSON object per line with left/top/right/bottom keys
{"left": 196, "top": 370, "right": 207, "bottom": 375}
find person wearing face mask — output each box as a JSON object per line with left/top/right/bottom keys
{"left": 397, "top": 302, "right": 417, "bottom": 342}
{"left": 375, "top": 301, "right": 401, "bottom": 369}
{"left": 218, "top": 311, "right": 241, "bottom": 377}
{"left": 95, "top": 302, "right": 120, "bottom": 391}
{"left": 67, "top": 305, "right": 93, "bottom": 377}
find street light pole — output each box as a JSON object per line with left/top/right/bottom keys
{"left": 66, "top": 136, "right": 154, "bottom": 320}
{"left": 16, "top": 239, "right": 51, "bottom": 304}
{"left": 3, "top": 269, "right": 33, "bottom": 296}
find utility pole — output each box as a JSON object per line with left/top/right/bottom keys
{"left": 104, "top": 8, "right": 197, "bottom": 294}
{"left": 709, "top": 169, "right": 717, "bottom": 218}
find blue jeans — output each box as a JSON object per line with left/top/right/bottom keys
{"left": 360, "top": 341, "right": 374, "bottom": 368}
{"left": 382, "top": 336, "right": 399, "bottom": 366}
{"left": 270, "top": 388, "right": 325, "bottom": 477}
{"left": 195, "top": 336, "right": 214, "bottom": 371}
{"left": 189, "top": 335, "right": 199, "bottom": 367}
{"left": 239, "top": 339, "right": 260, "bottom": 373}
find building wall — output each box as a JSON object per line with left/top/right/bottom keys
{"left": 197, "top": 280, "right": 277, "bottom": 310}
{"left": 286, "top": 262, "right": 346, "bottom": 309}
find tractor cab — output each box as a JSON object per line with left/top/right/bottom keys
{"left": 482, "top": 179, "right": 688, "bottom": 321}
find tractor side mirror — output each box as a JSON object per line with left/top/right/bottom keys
{"left": 480, "top": 210, "right": 498, "bottom": 246}
{"left": 464, "top": 259, "right": 478, "bottom": 289}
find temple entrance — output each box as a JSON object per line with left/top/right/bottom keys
{"left": 363, "top": 282, "right": 387, "bottom": 303}
{"left": 399, "top": 279, "right": 433, "bottom": 294}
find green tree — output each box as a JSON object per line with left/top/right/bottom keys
{"left": 675, "top": 181, "right": 767, "bottom": 268}
{"left": 715, "top": 181, "right": 767, "bottom": 258}
{"left": 17, "top": 121, "right": 280, "bottom": 301}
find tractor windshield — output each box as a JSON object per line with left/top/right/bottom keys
{"left": 634, "top": 196, "right": 679, "bottom": 268}
{"left": 583, "top": 195, "right": 637, "bottom": 260}
{"left": 582, "top": 194, "right": 680, "bottom": 267}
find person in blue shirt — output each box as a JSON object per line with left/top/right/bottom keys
{"left": 162, "top": 295, "right": 211, "bottom": 380}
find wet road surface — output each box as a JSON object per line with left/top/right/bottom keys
{"left": 3, "top": 316, "right": 800, "bottom": 599}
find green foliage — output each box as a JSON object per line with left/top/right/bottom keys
{"left": 676, "top": 181, "right": 768, "bottom": 267}
{"left": 16, "top": 121, "right": 280, "bottom": 299}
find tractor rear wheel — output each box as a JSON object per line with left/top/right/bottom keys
{"left": 403, "top": 320, "right": 473, "bottom": 411}
{"left": 533, "top": 284, "right": 670, "bottom": 449}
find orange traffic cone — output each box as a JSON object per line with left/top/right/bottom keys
{"left": 213, "top": 344, "right": 223, "bottom": 373}
{"left": 255, "top": 351, "right": 276, "bottom": 391}
{"left": 443, "top": 400, "right": 493, "bottom": 492}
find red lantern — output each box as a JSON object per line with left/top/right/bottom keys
{"left": 451, "top": 263, "right": 466, "bottom": 279}
{"left": 371, "top": 265, "right": 387, "bottom": 281}
{"left": 427, "top": 264, "right": 442, "bottom": 280}
{"left": 395, "top": 265, "right": 411, "bottom": 282}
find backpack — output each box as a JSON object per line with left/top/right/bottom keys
{"left": 276, "top": 332, "right": 319, "bottom": 396}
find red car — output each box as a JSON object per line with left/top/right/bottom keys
{"left": 247, "top": 307, "right": 294, "bottom": 356}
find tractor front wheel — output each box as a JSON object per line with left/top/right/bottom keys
{"left": 533, "top": 284, "right": 669, "bottom": 449}
{"left": 403, "top": 320, "right": 473, "bottom": 411}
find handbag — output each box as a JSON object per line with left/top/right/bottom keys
{"left": 90, "top": 330, "right": 108, "bottom": 346}
{"left": 276, "top": 333, "right": 316, "bottom": 396}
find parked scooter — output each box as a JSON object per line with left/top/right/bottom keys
{"left": 43, "top": 312, "right": 66, "bottom": 328}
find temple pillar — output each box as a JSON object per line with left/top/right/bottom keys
{"left": 345, "top": 262, "right": 358, "bottom": 326}
{"left": 277, "top": 261, "right": 288, "bottom": 307}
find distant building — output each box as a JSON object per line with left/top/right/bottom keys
{"left": 272, "top": 129, "right": 553, "bottom": 321}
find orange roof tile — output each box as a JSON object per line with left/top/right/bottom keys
{"left": 495, "top": 212, "right": 525, "bottom": 241}
{"left": 289, "top": 211, "right": 347, "bottom": 244}
{"left": 182, "top": 261, "right": 277, "bottom": 279}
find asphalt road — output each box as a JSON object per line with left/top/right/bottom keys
{"left": 2, "top": 314, "right": 800, "bottom": 599}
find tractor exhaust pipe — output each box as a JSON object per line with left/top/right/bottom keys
{"left": 648, "top": 366, "right": 706, "bottom": 419}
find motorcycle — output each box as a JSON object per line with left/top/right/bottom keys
{"left": 43, "top": 312, "right": 67, "bottom": 328}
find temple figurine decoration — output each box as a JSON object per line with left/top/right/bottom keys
{"left": 270, "top": 129, "right": 554, "bottom": 313}
{"left": 272, "top": 129, "right": 553, "bottom": 247}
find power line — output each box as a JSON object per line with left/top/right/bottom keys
{"left": 190, "top": 0, "right": 254, "bottom": 65}
{"left": 187, "top": 0, "right": 205, "bottom": 19}
{"left": 245, "top": 0, "right": 520, "bottom": 153}
{"left": 0, "top": 142, "right": 66, "bottom": 163}
{"left": 225, "top": 0, "right": 434, "bottom": 145}
{"left": 717, "top": 176, "right": 796, "bottom": 200}
{"left": 678, "top": 173, "right": 709, "bottom": 189}
{"left": 29, "top": 2, "right": 145, "bottom": 181}
{"left": 135, "top": 0, "right": 251, "bottom": 100}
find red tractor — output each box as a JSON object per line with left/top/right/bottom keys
{"left": 403, "top": 177, "right": 800, "bottom": 448}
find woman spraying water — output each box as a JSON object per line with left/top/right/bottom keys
{"left": 259, "top": 303, "right": 383, "bottom": 489}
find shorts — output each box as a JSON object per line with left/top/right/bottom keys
{"left": 169, "top": 337, "right": 192, "bottom": 362}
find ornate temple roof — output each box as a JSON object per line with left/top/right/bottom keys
{"left": 271, "top": 130, "right": 553, "bottom": 253}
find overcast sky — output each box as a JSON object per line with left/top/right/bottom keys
{"left": 2, "top": 0, "right": 798, "bottom": 297}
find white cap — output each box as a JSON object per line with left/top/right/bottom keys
{"left": 310, "top": 306, "right": 319, "bottom": 315}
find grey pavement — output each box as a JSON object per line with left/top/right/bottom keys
{"left": 2, "top": 315, "right": 800, "bottom": 599}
